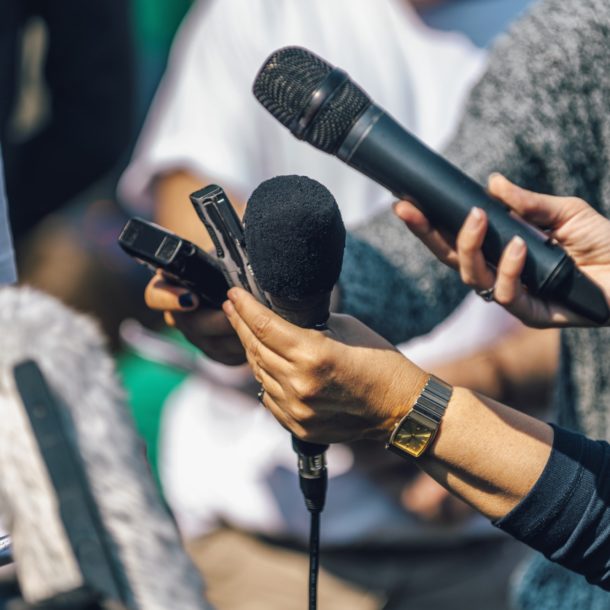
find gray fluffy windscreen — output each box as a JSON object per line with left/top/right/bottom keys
{"left": 243, "top": 175, "right": 346, "bottom": 299}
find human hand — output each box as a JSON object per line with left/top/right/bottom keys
{"left": 395, "top": 174, "right": 610, "bottom": 327}
{"left": 222, "top": 287, "right": 429, "bottom": 444}
{"left": 144, "top": 271, "right": 246, "bottom": 365}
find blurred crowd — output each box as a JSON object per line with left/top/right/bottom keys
{"left": 2, "top": 1, "right": 605, "bottom": 609}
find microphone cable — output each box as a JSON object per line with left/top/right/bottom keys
{"left": 308, "top": 510, "right": 322, "bottom": 610}
{"left": 291, "top": 435, "right": 327, "bottom": 610}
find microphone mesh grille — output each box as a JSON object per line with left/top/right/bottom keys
{"left": 253, "top": 46, "right": 370, "bottom": 154}
{"left": 253, "top": 47, "right": 331, "bottom": 130}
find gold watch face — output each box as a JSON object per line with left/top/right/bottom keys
{"left": 392, "top": 418, "right": 434, "bottom": 458}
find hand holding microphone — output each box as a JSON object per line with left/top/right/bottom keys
{"left": 252, "top": 46, "right": 610, "bottom": 325}
{"left": 223, "top": 290, "right": 421, "bottom": 445}
{"left": 142, "top": 175, "right": 346, "bottom": 610}
{"left": 242, "top": 174, "right": 346, "bottom": 515}
{"left": 144, "top": 174, "right": 346, "bottom": 514}
{"left": 397, "top": 174, "right": 610, "bottom": 328}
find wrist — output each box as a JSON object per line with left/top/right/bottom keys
{"left": 371, "top": 359, "right": 429, "bottom": 442}
{"left": 383, "top": 370, "right": 453, "bottom": 459}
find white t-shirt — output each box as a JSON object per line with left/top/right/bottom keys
{"left": 119, "top": 0, "right": 485, "bottom": 227}
{"left": 120, "top": 0, "right": 518, "bottom": 543}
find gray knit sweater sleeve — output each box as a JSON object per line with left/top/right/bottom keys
{"left": 339, "top": 0, "right": 609, "bottom": 345}
{"left": 339, "top": 214, "right": 469, "bottom": 344}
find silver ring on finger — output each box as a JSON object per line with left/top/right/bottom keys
{"left": 476, "top": 285, "right": 495, "bottom": 302}
{"left": 257, "top": 386, "right": 266, "bottom": 404}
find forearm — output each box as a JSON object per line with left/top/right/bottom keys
{"left": 154, "top": 170, "right": 245, "bottom": 251}
{"left": 417, "top": 386, "right": 553, "bottom": 520}
{"left": 416, "top": 389, "right": 610, "bottom": 589}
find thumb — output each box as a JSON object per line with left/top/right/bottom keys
{"left": 144, "top": 271, "right": 200, "bottom": 312}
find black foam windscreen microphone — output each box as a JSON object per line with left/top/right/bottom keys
{"left": 243, "top": 174, "right": 346, "bottom": 513}
{"left": 253, "top": 46, "right": 610, "bottom": 324}
{"left": 244, "top": 174, "right": 346, "bottom": 330}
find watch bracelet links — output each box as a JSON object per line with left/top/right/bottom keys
{"left": 386, "top": 374, "right": 453, "bottom": 456}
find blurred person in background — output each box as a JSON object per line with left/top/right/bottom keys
{"left": 0, "top": 0, "right": 141, "bottom": 351}
{"left": 123, "top": 1, "right": 537, "bottom": 608}
{"left": 0, "top": 0, "right": 134, "bottom": 241}
{"left": 0, "top": 0, "right": 187, "bottom": 496}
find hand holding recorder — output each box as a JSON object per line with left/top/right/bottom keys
{"left": 119, "top": 186, "right": 256, "bottom": 365}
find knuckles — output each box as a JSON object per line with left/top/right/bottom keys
{"left": 251, "top": 312, "right": 272, "bottom": 339}
{"left": 291, "top": 376, "right": 323, "bottom": 403}
{"left": 456, "top": 232, "right": 480, "bottom": 255}
{"left": 289, "top": 402, "right": 317, "bottom": 425}
{"left": 459, "top": 270, "right": 477, "bottom": 287}
{"left": 290, "top": 343, "right": 334, "bottom": 402}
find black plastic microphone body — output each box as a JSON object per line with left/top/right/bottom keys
{"left": 338, "top": 106, "right": 582, "bottom": 310}
{"left": 265, "top": 290, "right": 330, "bottom": 513}
{"left": 269, "top": 293, "right": 330, "bottom": 513}
{"left": 253, "top": 47, "right": 609, "bottom": 324}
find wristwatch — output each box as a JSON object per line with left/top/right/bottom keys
{"left": 386, "top": 375, "right": 453, "bottom": 458}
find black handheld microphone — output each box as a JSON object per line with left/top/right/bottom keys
{"left": 243, "top": 174, "right": 346, "bottom": 513}
{"left": 253, "top": 46, "right": 610, "bottom": 324}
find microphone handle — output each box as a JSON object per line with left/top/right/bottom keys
{"left": 338, "top": 105, "right": 609, "bottom": 324}
{"left": 267, "top": 293, "right": 330, "bottom": 513}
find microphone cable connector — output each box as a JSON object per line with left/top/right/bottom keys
{"left": 292, "top": 437, "right": 328, "bottom": 514}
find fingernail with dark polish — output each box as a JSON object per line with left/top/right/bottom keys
{"left": 179, "top": 293, "right": 195, "bottom": 308}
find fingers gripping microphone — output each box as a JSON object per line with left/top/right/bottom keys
{"left": 0, "top": 286, "right": 212, "bottom": 609}
{"left": 253, "top": 46, "right": 610, "bottom": 324}
{"left": 243, "top": 175, "right": 346, "bottom": 513}
{"left": 244, "top": 175, "right": 345, "bottom": 610}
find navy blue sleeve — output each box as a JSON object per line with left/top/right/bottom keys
{"left": 495, "top": 424, "right": 610, "bottom": 590}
